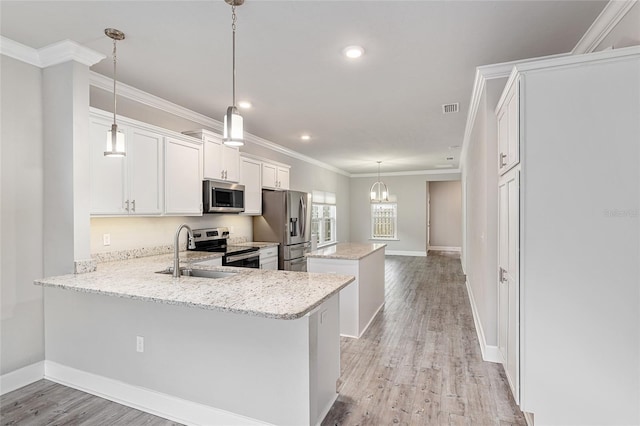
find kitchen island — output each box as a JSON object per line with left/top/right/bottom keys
{"left": 307, "top": 243, "right": 386, "bottom": 338}
{"left": 35, "top": 253, "right": 354, "bottom": 426}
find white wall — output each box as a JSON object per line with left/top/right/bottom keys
{"left": 0, "top": 56, "right": 45, "bottom": 374}
{"left": 428, "top": 180, "right": 462, "bottom": 249}
{"left": 90, "top": 86, "right": 350, "bottom": 250}
{"left": 349, "top": 173, "right": 459, "bottom": 255}
{"left": 461, "top": 77, "right": 506, "bottom": 355}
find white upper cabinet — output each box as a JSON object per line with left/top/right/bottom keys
{"left": 164, "top": 135, "right": 203, "bottom": 216}
{"left": 90, "top": 112, "right": 163, "bottom": 216}
{"left": 184, "top": 130, "right": 239, "bottom": 183}
{"left": 239, "top": 155, "right": 262, "bottom": 215}
{"left": 262, "top": 162, "right": 290, "bottom": 190}
{"left": 496, "top": 80, "right": 519, "bottom": 175}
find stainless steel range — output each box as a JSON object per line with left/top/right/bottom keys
{"left": 188, "top": 227, "right": 260, "bottom": 268}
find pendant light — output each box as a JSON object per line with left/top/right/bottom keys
{"left": 370, "top": 161, "right": 389, "bottom": 202}
{"left": 223, "top": 0, "right": 245, "bottom": 147}
{"left": 104, "top": 28, "right": 126, "bottom": 157}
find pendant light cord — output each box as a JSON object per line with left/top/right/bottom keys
{"left": 112, "top": 37, "right": 118, "bottom": 126}
{"left": 231, "top": 5, "right": 237, "bottom": 108}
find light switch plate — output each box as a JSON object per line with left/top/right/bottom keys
{"left": 103, "top": 234, "right": 111, "bottom": 246}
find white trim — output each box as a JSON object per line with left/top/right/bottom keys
{"left": 572, "top": 0, "right": 638, "bottom": 54}
{"left": 0, "top": 361, "right": 45, "bottom": 395}
{"left": 428, "top": 246, "right": 461, "bottom": 252}
{"left": 523, "top": 411, "right": 535, "bottom": 426}
{"left": 0, "top": 36, "right": 104, "bottom": 68}
{"left": 465, "top": 280, "right": 501, "bottom": 363}
{"left": 385, "top": 250, "right": 427, "bottom": 257}
{"left": 44, "top": 361, "right": 273, "bottom": 426}
{"left": 358, "top": 302, "right": 384, "bottom": 338}
{"left": 0, "top": 36, "right": 41, "bottom": 67}
{"left": 351, "top": 168, "right": 461, "bottom": 178}
{"left": 89, "top": 72, "right": 350, "bottom": 177}
{"left": 315, "top": 393, "right": 339, "bottom": 426}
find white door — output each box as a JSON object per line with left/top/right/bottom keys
{"left": 165, "top": 136, "right": 203, "bottom": 215}
{"left": 203, "top": 134, "right": 223, "bottom": 181}
{"left": 240, "top": 157, "right": 262, "bottom": 215}
{"left": 222, "top": 145, "right": 240, "bottom": 182}
{"left": 262, "top": 163, "right": 277, "bottom": 189}
{"left": 498, "top": 168, "right": 519, "bottom": 403}
{"left": 128, "top": 127, "right": 163, "bottom": 215}
{"left": 89, "top": 116, "right": 127, "bottom": 215}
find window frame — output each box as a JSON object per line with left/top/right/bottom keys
{"left": 370, "top": 202, "right": 398, "bottom": 241}
{"left": 311, "top": 202, "right": 337, "bottom": 248}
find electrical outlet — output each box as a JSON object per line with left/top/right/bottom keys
{"left": 229, "top": 226, "right": 235, "bottom": 234}
{"left": 136, "top": 336, "right": 144, "bottom": 353}
{"left": 103, "top": 234, "right": 111, "bottom": 246}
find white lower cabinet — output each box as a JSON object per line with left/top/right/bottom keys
{"left": 259, "top": 246, "right": 278, "bottom": 270}
{"left": 164, "top": 136, "right": 203, "bottom": 215}
{"left": 90, "top": 112, "right": 163, "bottom": 216}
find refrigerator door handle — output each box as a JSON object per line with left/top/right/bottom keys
{"left": 299, "top": 196, "right": 306, "bottom": 237}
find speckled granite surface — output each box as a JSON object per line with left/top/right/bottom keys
{"left": 306, "top": 243, "right": 386, "bottom": 260}
{"left": 35, "top": 253, "right": 354, "bottom": 320}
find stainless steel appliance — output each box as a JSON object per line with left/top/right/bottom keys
{"left": 188, "top": 227, "right": 259, "bottom": 268}
{"left": 253, "top": 190, "right": 311, "bottom": 271}
{"left": 203, "top": 181, "right": 245, "bottom": 213}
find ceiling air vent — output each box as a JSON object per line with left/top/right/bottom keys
{"left": 442, "top": 103, "right": 459, "bottom": 114}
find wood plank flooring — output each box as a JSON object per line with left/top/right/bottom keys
{"left": 321, "top": 253, "right": 525, "bottom": 426}
{"left": 1, "top": 253, "right": 525, "bottom": 426}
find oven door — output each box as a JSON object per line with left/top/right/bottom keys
{"left": 224, "top": 251, "right": 260, "bottom": 268}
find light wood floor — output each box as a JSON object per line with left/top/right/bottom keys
{"left": 1, "top": 253, "right": 524, "bottom": 426}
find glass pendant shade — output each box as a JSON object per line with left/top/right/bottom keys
{"left": 370, "top": 181, "right": 389, "bottom": 202}
{"left": 105, "top": 124, "right": 126, "bottom": 157}
{"left": 223, "top": 106, "right": 244, "bottom": 147}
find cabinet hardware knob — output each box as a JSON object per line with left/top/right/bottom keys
{"left": 125, "top": 200, "right": 130, "bottom": 212}
{"left": 131, "top": 199, "right": 136, "bottom": 212}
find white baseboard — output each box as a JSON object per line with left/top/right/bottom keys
{"left": 465, "top": 279, "right": 501, "bottom": 363}
{"left": 0, "top": 361, "right": 45, "bottom": 395}
{"left": 385, "top": 250, "right": 427, "bottom": 257}
{"left": 44, "top": 361, "right": 273, "bottom": 426}
{"left": 315, "top": 393, "right": 339, "bottom": 426}
{"left": 524, "top": 411, "right": 535, "bottom": 426}
{"left": 428, "top": 246, "right": 461, "bottom": 252}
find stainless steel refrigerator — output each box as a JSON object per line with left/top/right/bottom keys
{"left": 253, "top": 189, "right": 311, "bottom": 271}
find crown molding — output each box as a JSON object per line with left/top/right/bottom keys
{"left": 0, "top": 36, "right": 41, "bottom": 67}
{"left": 350, "top": 169, "right": 461, "bottom": 178}
{"left": 0, "top": 36, "right": 104, "bottom": 68}
{"left": 572, "top": 0, "right": 638, "bottom": 54}
{"left": 89, "top": 71, "right": 351, "bottom": 177}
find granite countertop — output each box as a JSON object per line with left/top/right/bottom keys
{"left": 35, "top": 253, "right": 354, "bottom": 320}
{"left": 306, "top": 242, "right": 386, "bottom": 260}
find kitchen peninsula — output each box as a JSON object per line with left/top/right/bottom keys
{"left": 307, "top": 243, "right": 386, "bottom": 338}
{"left": 35, "top": 253, "right": 354, "bottom": 426}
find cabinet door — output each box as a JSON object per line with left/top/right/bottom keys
{"left": 203, "top": 134, "right": 223, "bottom": 181}
{"left": 90, "top": 116, "right": 127, "bottom": 215}
{"left": 498, "top": 168, "right": 519, "bottom": 403}
{"left": 222, "top": 145, "right": 240, "bottom": 182}
{"left": 165, "top": 136, "right": 203, "bottom": 215}
{"left": 277, "top": 166, "right": 290, "bottom": 190}
{"left": 260, "top": 257, "right": 278, "bottom": 270}
{"left": 240, "top": 157, "right": 262, "bottom": 215}
{"left": 262, "top": 163, "right": 277, "bottom": 189}
{"left": 498, "top": 81, "right": 519, "bottom": 175}
{"left": 128, "top": 127, "right": 163, "bottom": 215}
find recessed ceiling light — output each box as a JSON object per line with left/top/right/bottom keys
{"left": 343, "top": 45, "right": 364, "bottom": 59}
{"left": 300, "top": 134, "right": 311, "bottom": 141}
{"left": 238, "top": 101, "right": 252, "bottom": 109}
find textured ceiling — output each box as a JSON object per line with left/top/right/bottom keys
{"left": 1, "top": 1, "right": 607, "bottom": 173}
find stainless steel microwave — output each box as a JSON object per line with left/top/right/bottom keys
{"left": 203, "top": 181, "right": 245, "bottom": 213}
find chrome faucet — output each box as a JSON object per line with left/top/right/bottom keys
{"left": 174, "top": 223, "right": 196, "bottom": 278}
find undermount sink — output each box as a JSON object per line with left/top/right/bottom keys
{"left": 156, "top": 268, "right": 237, "bottom": 279}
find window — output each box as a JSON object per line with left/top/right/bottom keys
{"left": 311, "top": 191, "right": 337, "bottom": 247}
{"left": 371, "top": 203, "right": 397, "bottom": 240}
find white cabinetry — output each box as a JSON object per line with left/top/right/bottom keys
{"left": 494, "top": 48, "right": 640, "bottom": 425}
{"left": 90, "top": 112, "right": 163, "bottom": 216}
{"left": 240, "top": 156, "right": 262, "bottom": 215}
{"left": 164, "top": 135, "right": 203, "bottom": 215}
{"left": 497, "top": 81, "right": 519, "bottom": 175}
{"left": 184, "top": 129, "right": 239, "bottom": 183}
{"left": 259, "top": 246, "right": 278, "bottom": 270}
{"left": 262, "top": 162, "right": 290, "bottom": 190}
